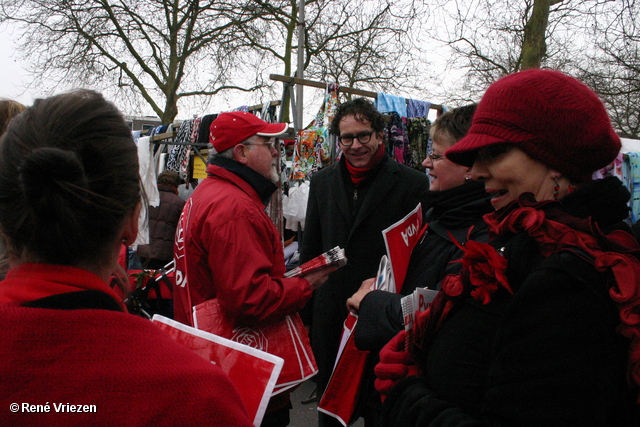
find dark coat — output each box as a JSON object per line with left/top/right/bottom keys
{"left": 136, "top": 184, "right": 185, "bottom": 267}
{"left": 384, "top": 177, "right": 640, "bottom": 426}
{"left": 355, "top": 180, "right": 493, "bottom": 353}
{"left": 299, "top": 154, "right": 430, "bottom": 397}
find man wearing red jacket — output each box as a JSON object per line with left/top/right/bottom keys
{"left": 173, "top": 111, "right": 333, "bottom": 427}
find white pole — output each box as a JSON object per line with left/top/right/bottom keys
{"left": 296, "top": 0, "right": 305, "bottom": 130}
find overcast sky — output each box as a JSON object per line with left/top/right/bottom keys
{"left": 0, "top": 24, "right": 37, "bottom": 106}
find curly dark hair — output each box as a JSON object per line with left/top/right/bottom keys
{"left": 330, "top": 97, "right": 386, "bottom": 136}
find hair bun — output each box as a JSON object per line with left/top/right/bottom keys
{"left": 19, "top": 147, "right": 88, "bottom": 209}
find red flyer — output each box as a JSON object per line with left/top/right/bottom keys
{"left": 317, "top": 312, "right": 368, "bottom": 427}
{"left": 152, "top": 315, "right": 283, "bottom": 426}
{"left": 381, "top": 203, "right": 425, "bottom": 291}
{"left": 192, "top": 299, "right": 318, "bottom": 394}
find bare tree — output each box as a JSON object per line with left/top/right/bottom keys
{"left": 238, "top": 0, "right": 431, "bottom": 120}
{"left": 428, "top": 0, "right": 590, "bottom": 102}
{"left": 430, "top": 0, "right": 639, "bottom": 137}
{"left": 574, "top": 0, "right": 640, "bottom": 138}
{"left": 0, "top": 0, "right": 267, "bottom": 122}
{"left": 521, "top": 0, "right": 565, "bottom": 69}
{"left": 306, "top": 1, "right": 428, "bottom": 94}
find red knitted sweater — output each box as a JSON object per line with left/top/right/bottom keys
{"left": 0, "top": 264, "right": 252, "bottom": 426}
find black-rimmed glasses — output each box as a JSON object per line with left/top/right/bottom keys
{"left": 337, "top": 131, "right": 374, "bottom": 146}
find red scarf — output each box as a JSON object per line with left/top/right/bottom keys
{"left": 344, "top": 144, "right": 386, "bottom": 187}
{"left": 0, "top": 263, "right": 127, "bottom": 311}
{"left": 410, "top": 193, "right": 640, "bottom": 402}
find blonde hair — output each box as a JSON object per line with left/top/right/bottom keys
{"left": 0, "top": 99, "right": 26, "bottom": 136}
{"left": 430, "top": 104, "right": 477, "bottom": 148}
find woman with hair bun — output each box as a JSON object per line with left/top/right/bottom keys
{"left": 0, "top": 98, "right": 26, "bottom": 280}
{"left": 0, "top": 90, "right": 252, "bottom": 426}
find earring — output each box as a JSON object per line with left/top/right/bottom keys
{"left": 465, "top": 176, "right": 471, "bottom": 181}
{"left": 553, "top": 176, "right": 560, "bottom": 200}
{"left": 122, "top": 237, "right": 128, "bottom": 245}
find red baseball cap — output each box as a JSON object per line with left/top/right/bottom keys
{"left": 209, "top": 111, "right": 288, "bottom": 153}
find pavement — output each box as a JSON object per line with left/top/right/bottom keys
{"left": 289, "top": 380, "right": 364, "bottom": 427}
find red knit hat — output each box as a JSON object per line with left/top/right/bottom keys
{"left": 209, "top": 111, "right": 288, "bottom": 153}
{"left": 446, "top": 69, "right": 621, "bottom": 182}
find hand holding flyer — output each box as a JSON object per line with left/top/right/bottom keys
{"left": 400, "top": 287, "right": 439, "bottom": 346}
{"left": 284, "top": 246, "right": 347, "bottom": 278}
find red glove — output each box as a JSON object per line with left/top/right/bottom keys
{"left": 374, "top": 330, "right": 420, "bottom": 402}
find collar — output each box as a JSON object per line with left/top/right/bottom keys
{"left": 342, "top": 146, "right": 388, "bottom": 187}
{"left": 423, "top": 180, "right": 493, "bottom": 230}
{"left": 209, "top": 156, "right": 278, "bottom": 205}
{"left": 0, "top": 263, "right": 126, "bottom": 311}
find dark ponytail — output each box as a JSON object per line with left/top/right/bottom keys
{"left": 0, "top": 90, "right": 140, "bottom": 265}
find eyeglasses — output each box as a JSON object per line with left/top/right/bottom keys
{"left": 427, "top": 151, "right": 446, "bottom": 161}
{"left": 337, "top": 131, "right": 374, "bottom": 146}
{"left": 243, "top": 141, "right": 276, "bottom": 151}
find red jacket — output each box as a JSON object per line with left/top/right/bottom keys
{"left": 0, "top": 264, "right": 252, "bottom": 427}
{"left": 173, "top": 163, "right": 311, "bottom": 327}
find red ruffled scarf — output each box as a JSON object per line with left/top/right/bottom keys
{"left": 410, "top": 193, "right": 640, "bottom": 401}
{"left": 344, "top": 144, "right": 386, "bottom": 187}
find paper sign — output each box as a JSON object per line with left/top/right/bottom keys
{"left": 152, "top": 315, "right": 282, "bottom": 426}
{"left": 381, "top": 203, "right": 424, "bottom": 290}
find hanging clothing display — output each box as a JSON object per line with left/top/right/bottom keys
{"left": 259, "top": 102, "right": 278, "bottom": 123}
{"left": 407, "top": 116, "right": 431, "bottom": 169}
{"left": 197, "top": 114, "right": 218, "bottom": 144}
{"left": 131, "top": 135, "right": 160, "bottom": 248}
{"left": 626, "top": 152, "right": 640, "bottom": 224}
{"left": 376, "top": 93, "right": 407, "bottom": 118}
{"left": 592, "top": 152, "right": 626, "bottom": 183}
{"left": 165, "top": 117, "right": 202, "bottom": 187}
{"left": 376, "top": 94, "right": 431, "bottom": 170}
{"left": 166, "top": 119, "right": 194, "bottom": 182}
{"left": 188, "top": 117, "right": 202, "bottom": 178}
{"left": 384, "top": 112, "right": 412, "bottom": 167}
{"left": 406, "top": 99, "right": 431, "bottom": 119}
{"left": 591, "top": 149, "right": 640, "bottom": 225}
{"left": 290, "top": 83, "right": 340, "bottom": 181}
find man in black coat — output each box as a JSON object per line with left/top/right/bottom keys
{"left": 299, "top": 98, "right": 430, "bottom": 427}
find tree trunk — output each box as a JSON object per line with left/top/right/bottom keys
{"left": 162, "top": 98, "right": 179, "bottom": 124}
{"left": 521, "top": 0, "right": 555, "bottom": 70}
{"left": 278, "top": 2, "right": 298, "bottom": 124}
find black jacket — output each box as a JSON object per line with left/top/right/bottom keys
{"left": 355, "top": 180, "right": 493, "bottom": 353}
{"left": 300, "top": 154, "right": 430, "bottom": 395}
{"left": 384, "top": 177, "right": 640, "bottom": 426}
